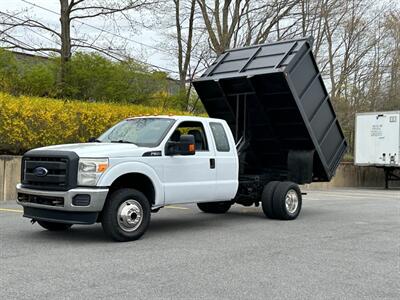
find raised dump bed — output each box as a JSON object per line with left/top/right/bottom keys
{"left": 193, "top": 37, "right": 347, "bottom": 183}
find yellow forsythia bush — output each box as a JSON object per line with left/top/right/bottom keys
{"left": 0, "top": 92, "right": 187, "bottom": 154}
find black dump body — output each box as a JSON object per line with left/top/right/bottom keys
{"left": 193, "top": 37, "right": 347, "bottom": 183}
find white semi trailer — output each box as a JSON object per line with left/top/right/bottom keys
{"left": 354, "top": 111, "right": 400, "bottom": 188}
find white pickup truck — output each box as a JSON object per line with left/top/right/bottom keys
{"left": 17, "top": 116, "right": 301, "bottom": 241}
{"left": 16, "top": 38, "right": 347, "bottom": 241}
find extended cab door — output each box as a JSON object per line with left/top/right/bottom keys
{"left": 209, "top": 121, "right": 239, "bottom": 200}
{"left": 163, "top": 120, "right": 217, "bottom": 204}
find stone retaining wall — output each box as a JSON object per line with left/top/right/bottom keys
{"left": 0, "top": 156, "right": 398, "bottom": 201}
{"left": 0, "top": 156, "right": 22, "bottom": 201}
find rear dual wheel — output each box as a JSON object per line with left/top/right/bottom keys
{"left": 261, "top": 181, "right": 302, "bottom": 220}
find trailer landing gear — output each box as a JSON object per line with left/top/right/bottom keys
{"left": 383, "top": 167, "right": 400, "bottom": 189}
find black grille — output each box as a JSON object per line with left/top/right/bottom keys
{"left": 21, "top": 150, "right": 79, "bottom": 191}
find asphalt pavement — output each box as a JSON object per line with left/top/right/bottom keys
{"left": 0, "top": 188, "right": 399, "bottom": 299}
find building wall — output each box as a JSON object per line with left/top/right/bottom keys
{"left": 11, "top": 51, "right": 49, "bottom": 63}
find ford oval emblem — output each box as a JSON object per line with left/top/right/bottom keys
{"left": 33, "top": 167, "right": 48, "bottom": 177}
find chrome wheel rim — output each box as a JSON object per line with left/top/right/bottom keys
{"left": 117, "top": 199, "right": 143, "bottom": 232}
{"left": 285, "top": 189, "right": 299, "bottom": 214}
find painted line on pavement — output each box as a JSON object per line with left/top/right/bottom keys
{"left": 305, "top": 191, "right": 399, "bottom": 198}
{"left": 165, "top": 205, "right": 190, "bottom": 210}
{"left": 304, "top": 193, "right": 398, "bottom": 200}
{"left": 0, "top": 208, "right": 23, "bottom": 213}
{"left": 315, "top": 192, "right": 397, "bottom": 198}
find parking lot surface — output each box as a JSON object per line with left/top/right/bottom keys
{"left": 1, "top": 188, "right": 399, "bottom": 299}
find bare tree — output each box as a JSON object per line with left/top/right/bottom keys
{"left": 196, "top": 0, "right": 300, "bottom": 54}
{"left": 196, "top": 0, "right": 244, "bottom": 54}
{"left": 153, "top": 0, "right": 206, "bottom": 110}
{"left": 0, "top": 0, "right": 154, "bottom": 92}
{"left": 385, "top": 11, "right": 400, "bottom": 109}
{"left": 297, "top": 0, "right": 396, "bottom": 153}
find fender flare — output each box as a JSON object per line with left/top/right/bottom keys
{"left": 98, "top": 162, "right": 164, "bottom": 206}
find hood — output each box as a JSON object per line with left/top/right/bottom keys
{"left": 30, "top": 143, "right": 150, "bottom": 158}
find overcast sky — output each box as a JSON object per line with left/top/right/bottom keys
{"left": 0, "top": 0, "right": 178, "bottom": 75}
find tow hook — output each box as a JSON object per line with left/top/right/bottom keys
{"left": 30, "top": 219, "right": 37, "bottom": 225}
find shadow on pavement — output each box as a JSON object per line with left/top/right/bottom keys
{"left": 10, "top": 207, "right": 323, "bottom": 244}
{"left": 15, "top": 224, "right": 110, "bottom": 244}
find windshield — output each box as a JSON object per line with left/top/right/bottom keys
{"left": 98, "top": 118, "right": 175, "bottom": 147}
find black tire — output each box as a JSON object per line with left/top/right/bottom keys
{"left": 37, "top": 220, "right": 72, "bottom": 231}
{"left": 261, "top": 181, "right": 280, "bottom": 219}
{"left": 272, "top": 181, "right": 302, "bottom": 220}
{"left": 101, "top": 188, "right": 151, "bottom": 242}
{"left": 197, "top": 201, "right": 231, "bottom": 214}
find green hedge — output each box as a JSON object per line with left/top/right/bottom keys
{"left": 0, "top": 93, "right": 188, "bottom": 155}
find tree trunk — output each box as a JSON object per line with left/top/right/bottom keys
{"left": 174, "top": 0, "right": 196, "bottom": 110}
{"left": 59, "top": 0, "right": 72, "bottom": 95}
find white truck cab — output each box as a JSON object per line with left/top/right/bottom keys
{"left": 17, "top": 116, "right": 240, "bottom": 241}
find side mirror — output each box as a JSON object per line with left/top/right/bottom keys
{"left": 166, "top": 134, "right": 196, "bottom": 156}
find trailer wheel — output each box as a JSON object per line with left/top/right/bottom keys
{"left": 37, "top": 221, "right": 72, "bottom": 231}
{"left": 101, "top": 188, "right": 151, "bottom": 242}
{"left": 261, "top": 181, "right": 280, "bottom": 219}
{"left": 197, "top": 201, "right": 231, "bottom": 214}
{"left": 272, "top": 182, "right": 302, "bottom": 220}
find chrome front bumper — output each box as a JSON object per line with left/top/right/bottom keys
{"left": 16, "top": 183, "right": 109, "bottom": 212}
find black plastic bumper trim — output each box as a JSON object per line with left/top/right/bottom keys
{"left": 23, "top": 207, "right": 98, "bottom": 224}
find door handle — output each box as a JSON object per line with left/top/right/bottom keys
{"left": 210, "top": 158, "right": 215, "bottom": 169}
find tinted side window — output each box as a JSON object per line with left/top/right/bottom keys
{"left": 210, "top": 122, "right": 230, "bottom": 152}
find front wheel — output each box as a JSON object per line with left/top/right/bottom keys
{"left": 197, "top": 201, "right": 231, "bottom": 214}
{"left": 101, "top": 188, "right": 151, "bottom": 242}
{"left": 37, "top": 220, "right": 72, "bottom": 231}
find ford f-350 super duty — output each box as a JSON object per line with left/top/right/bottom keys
{"left": 16, "top": 37, "right": 347, "bottom": 241}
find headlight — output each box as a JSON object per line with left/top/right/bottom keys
{"left": 77, "top": 158, "right": 109, "bottom": 186}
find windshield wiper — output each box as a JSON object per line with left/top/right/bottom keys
{"left": 88, "top": 137, "right": 102, "bottom": 143}
{"left": 110, "top": 140, "right": 137, "bottom": 145}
